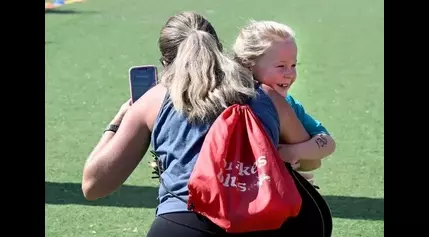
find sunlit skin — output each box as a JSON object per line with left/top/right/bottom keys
{"left": 253, "top": 38, "right": 298, "bottom": 97}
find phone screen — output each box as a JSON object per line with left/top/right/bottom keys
{"left": 129, "top": 66, "right": 157, "bottom": 103}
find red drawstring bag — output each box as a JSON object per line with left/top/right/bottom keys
{"left": 187, "top": 104, "right": 302, "bottom": 233}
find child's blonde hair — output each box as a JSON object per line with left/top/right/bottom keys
{"left": 233, "top": 20, "right": 296, "bottom": 68}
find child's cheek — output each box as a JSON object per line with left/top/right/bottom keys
{"left": 267, "top": 71, "right": 280, "bottom": 86}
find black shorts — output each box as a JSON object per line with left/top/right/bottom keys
{"left": 147, "top": 211, "right": 315, "bottom": 237}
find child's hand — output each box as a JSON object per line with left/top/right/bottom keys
{"left": 278, "top": 144, "right": 299, "bottom": 164}
{"left": 298, "top": 172, "right": 314, "bottom": 184}
{"left": 291, "top": 162, "right": 315, "bottom": 183}
{"left": 291, "top": 161, "right": 301, "bottom": 170}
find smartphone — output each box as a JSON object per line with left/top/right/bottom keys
{"left": 128, "top": 65, "right": 157, "bottom": 103}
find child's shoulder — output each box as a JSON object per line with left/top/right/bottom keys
{"left": 285, "top": 94, "right": 302, "bottom": 107}
{"left": 285, "top": 94, "right": 305, "bottom": 117}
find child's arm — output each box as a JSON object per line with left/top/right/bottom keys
{"left": 292, "top": 132, "right": 336, "bottom": 160}
{"left": 262, "top": 85, "right": 310, "bottom": 155}
{"left": 280, "top": 132, "right": 335, "bottom": 171}
{"left": 281, "top": 95, "right": 336, "bottom": 171}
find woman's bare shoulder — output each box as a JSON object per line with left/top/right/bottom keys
{"left": 130, "top": 84, "right": 168, "bottom": 130}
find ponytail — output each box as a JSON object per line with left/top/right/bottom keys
{"left": 160, "top": 30, "right": 256, "bottom": 123}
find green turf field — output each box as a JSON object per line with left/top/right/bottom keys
{"left": 45, "top": 0, "right": 384, "bottom": 236}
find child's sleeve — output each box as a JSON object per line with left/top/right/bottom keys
{"left": 286, "top": 95, "right": 330, "bottom": 136}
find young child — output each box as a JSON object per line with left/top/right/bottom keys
{"left": 233, "top": 20, "right": 336, "bottom": 175}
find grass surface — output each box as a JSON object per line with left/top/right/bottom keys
{"left": 45, "top": 0, "right": 384, "bottom": 236}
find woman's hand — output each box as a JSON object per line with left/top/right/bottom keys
{"left": 111, "top": 99, "right": 132, "bottom": 125}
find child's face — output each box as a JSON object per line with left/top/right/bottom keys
{"left": 252, "top": 39, "right": 297, "bottom": 97}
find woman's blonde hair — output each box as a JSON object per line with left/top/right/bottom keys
{"left": 158, "top": 12, "right": 256, "bottom": 123}
{"left": 233, "top": 20, "right": 296, "bottom": 68}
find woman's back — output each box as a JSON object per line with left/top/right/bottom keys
{"left": 152, "top": 85, "right": 280, "bottom": 216}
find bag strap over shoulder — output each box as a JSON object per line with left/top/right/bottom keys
{"left": 150, "top": 151, "right": 190, "bottom": 206}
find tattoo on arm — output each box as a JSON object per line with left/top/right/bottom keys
{"left": 315, "top": 135, "right": 328, "bottom": 148}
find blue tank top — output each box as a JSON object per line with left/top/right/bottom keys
{"left": 151, "top": 86, "right": 280, "bottom": 216}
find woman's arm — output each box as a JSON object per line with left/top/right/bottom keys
{"left": 86, "top": 100, "right": 131, "bottom": 162}
{"left": 82, "top": 104, "right": 151, "bottom": 200}
{"left": 82, "top": 85, "right": 166, "bottom": 200}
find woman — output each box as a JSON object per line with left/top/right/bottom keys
{"left": 82, "top": 11, "right": 312, "bottom": 236}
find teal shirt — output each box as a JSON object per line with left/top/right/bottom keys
{"left": 286, "top": 94, "right": 329, "bottom": 136}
